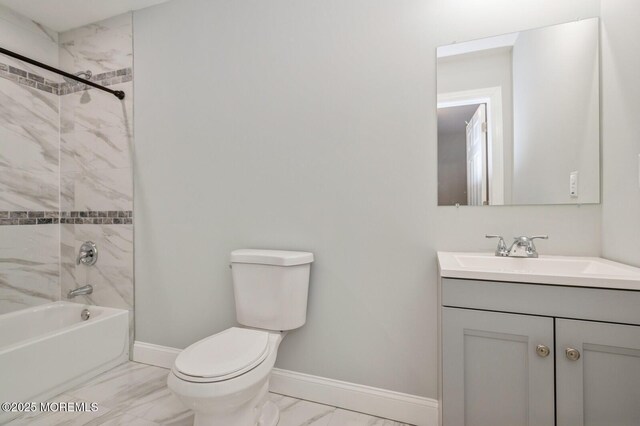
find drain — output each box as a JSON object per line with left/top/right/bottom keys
{"left": 81, "top": 309, "right": 91, "bottom": 321}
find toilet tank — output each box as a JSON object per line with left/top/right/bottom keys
{"left": 230, "top": 249, "right": 314, "bottom": 331}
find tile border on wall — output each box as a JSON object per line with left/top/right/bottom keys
{"left": 0, "top": 62, "right": 60, "bottom": 93}
{"left": 0, "top": 211, "right": 132, "bottom": 225}
{"left": 0, "top": 60, "right": 132, "bottom": 96}
{"left": 60, "top": 68, "right": 133, "bottom": 95}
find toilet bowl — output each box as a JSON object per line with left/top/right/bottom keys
{"left": 168, "top": 249, "right": 314, "bottom": 426}
{"left": 168, "top": 328, "right": 283, "bottom": 426}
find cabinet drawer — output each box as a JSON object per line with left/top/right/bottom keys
{"left": 442, "top": 278, "right": 640, "bottom": 325}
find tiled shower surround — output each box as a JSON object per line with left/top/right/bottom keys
{"left": 0, "top": 11, "right": 134, "bottom": 338}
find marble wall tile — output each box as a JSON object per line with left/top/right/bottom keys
{"left": 61, "top": 223, "right": 134, "bottom": 342}
{"left": 0, "top": 5, "right": 58, "bottom": 44}
{"left": 0, "top": 7, "right": 61, "bottom": 314}
{"left": 57, "top": 12, "right": 135, "bottom": 352}
{"left": 0, "top": 167, "right": 58, "bottom": 210}
{"left": 60, "top": 167, "right": 133, "bottom": 211}
{"left": 0, "top": 77, "right": 59, "bottom": 171}
{"left": 0, "top": 224, "right": 59, "bottom": 314}
{"left": 61, "top": 81, "right": 133, "bottom": 173}
{"left": 0, "top": 126, "right": 57, "bottom": 173}
{"left": 59, "top": 14, "right": 132, "bottom": 75}
{"left": 61, "top": 224, "right": 133, "bottom": 311}
{"left": 0, "top": 74, "right": 60, "bottom": 211}
{"left": 0, "top": 5, "right": 61, "bottom": 82}
{"left": 59, "top": 24, "right": 133, "bottom": 212}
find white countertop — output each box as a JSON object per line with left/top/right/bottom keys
{"left": 437, "top": 252, "right": 640, "bottom": 290}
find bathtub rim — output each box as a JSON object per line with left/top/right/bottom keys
{"left": 0, "top": 301, "right": 129, "bottom": 355}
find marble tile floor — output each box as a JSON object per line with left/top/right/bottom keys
{"left": 7, "top": 362, "right": 411, "bottom": 426}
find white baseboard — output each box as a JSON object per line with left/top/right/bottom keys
{"left": 133, "top": 341, "right": 438, "bottom": 426}
{"left": 270, "top": 368, "right": 438, "bottom": 426}
{"left": 133, "top": 341, "right": 181, "bottom": 368}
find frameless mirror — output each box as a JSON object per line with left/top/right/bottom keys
{"left": 437, "top": 18, "right": 600, "bottom": 206}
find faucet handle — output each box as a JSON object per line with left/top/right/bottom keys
{"left": 486, "top": 235, "right": 509, "bottom": 257}
{"left": 527, "top": 235, "right": 548, "bottom": 253}
{"left": 77, "top": 241, "right": 98, "bottom": 266}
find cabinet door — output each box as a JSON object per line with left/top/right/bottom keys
{"left": 556, "top": 319, "right": 640, "bottom": 426}
{"left": 442, "top": 308, "right": 555, "bottom": 426}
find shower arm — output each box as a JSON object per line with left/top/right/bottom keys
{"left": 0, "top": 46, "right": 125, "bottom": 100}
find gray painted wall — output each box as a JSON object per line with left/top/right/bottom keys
{"left": 134, "top": 0, "right": 601, "bottom": 398}
{"left": 601, "top": 0, "right": 640, "bottom": 267}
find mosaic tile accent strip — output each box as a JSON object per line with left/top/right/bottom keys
{"left": 0, "top": 61, "right": 131, "bottom": 96}
{"left": 0, "top": 62, "right": 60, "bottom": 94}
{"left": 60, "top": 210, "right": 133, "bottom": 224}
{"left": 59, "top": 68, "right": 132, "bottom": 96}
{"left": 0, "top": 211, "right": 132, "bottom": 225}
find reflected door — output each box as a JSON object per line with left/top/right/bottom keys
{"left": 466, "top": 104, "right": 488, "bottom": 205}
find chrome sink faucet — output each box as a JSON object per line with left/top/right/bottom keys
{"left": 486, "top": 235, "right": 548, "bottom": 258}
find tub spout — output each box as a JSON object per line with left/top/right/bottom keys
{"left": 67, "top": 285, "right": 93, "bottom": 299}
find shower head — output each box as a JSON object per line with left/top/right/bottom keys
{"left": 63, "top": 70, "right": 92, "bottom": 83}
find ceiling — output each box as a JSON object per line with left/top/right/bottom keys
{"left": 0, "top": 0, "right": 171, "bottom": 32}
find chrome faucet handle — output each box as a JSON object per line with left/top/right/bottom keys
{"left": 76, "top": 241, "right": 98, "bottom": 266}
{"left": 527, "top": 235, "right": 548, "bottom": 254}
{"left": 529, "top": 235, "right": 549, "bottom": 241}
{"left": 486, "top": 235, "right": 509, "bottom": 257}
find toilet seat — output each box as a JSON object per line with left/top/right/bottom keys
{"left": 173, "top": 327, "right": 270, "bottom": 383}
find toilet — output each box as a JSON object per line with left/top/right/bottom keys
{"left": 167, "top": 249, "right": 314, "bottom": 426}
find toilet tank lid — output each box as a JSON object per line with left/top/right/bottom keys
{"left": 231, "top": 249, "right": 314, "bottom": 266}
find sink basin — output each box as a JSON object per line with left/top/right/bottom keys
{"left": 437, "top": 252, "right": 640, "bottom": 289}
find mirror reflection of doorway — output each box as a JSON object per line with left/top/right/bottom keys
{"left": 437, "top": 104, "right": 488, "bottom": 206}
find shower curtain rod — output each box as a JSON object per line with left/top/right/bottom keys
{"left": 0, "top": 46, "right": 125, "bottom": 99}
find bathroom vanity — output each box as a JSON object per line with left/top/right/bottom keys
{"left": 437, "top": 252, "right": 640, "bottom": 426}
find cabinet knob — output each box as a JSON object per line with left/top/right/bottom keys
{"left": 536, "top": 344, "right": 550, "bottom": 357}
{"left": 565, "top": 347, "right": 581, "bottom": 361}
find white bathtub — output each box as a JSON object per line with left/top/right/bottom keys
{"left": 0, "top": 301, "right": 129, "bottom": 423}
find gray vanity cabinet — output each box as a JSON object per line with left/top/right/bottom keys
{"left": 555, "top": 319, "right": 640, "bottom": 426}
{"left": 442, "top": 308, "right": 555, "bottom": 426}
{"left": 441, "top": 278, "right": 640, "bottom": 426}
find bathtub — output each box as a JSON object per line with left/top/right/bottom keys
{"left": 0, "top": 301, "right": 129, "bottom": 423}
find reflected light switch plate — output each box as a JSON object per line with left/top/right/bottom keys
{"left": 570, "top": 171, "right": 578, "bottom": 198}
